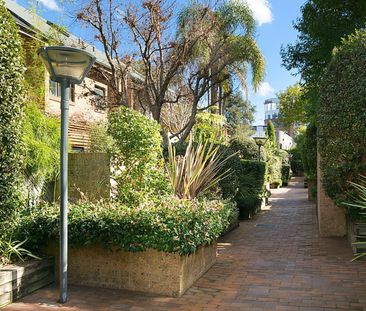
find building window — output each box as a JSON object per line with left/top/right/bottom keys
{"left": 49, "top": 80, "right": 75, "bottom": 101}
{"left": 94, "top": 85, "right": 107, "bottom": 109}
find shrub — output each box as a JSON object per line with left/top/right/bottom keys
{"left": 22, "top": 102, "right": 60, "bottom": 202}
{"left": 318, "top": 29, "right": 366, "bottom": 204}
{"left": 0, "top": 0, "right": 25, "bottom": 222}
{"left": 289, "top": 147, "right": 303, "bottom": 176}
{"left": 218, "top": 144, "right": 242, "bottom": 200}
{"left": 15, "top": 198, "right": 237, "bottom": 256}
{"left": 236, "top": 160, "right": 267, "bottom": 219}
{"left": 229, "top": 138, "right": 258, "bottom": 160}
{"left": 166, "top": 140, "right": 231, "bottom": 199}
{"left": 108, "top": 107, "right": 170, "bottom": 204}
{"left": 193, "top": 112, "right": 227, "bottom": 144}
{"left": 281, "top": 164, "right": 291, "bottom": 186}
{"left": 302, "top": 124, "right": 317, "bottom": 180}
{"left": 267, "top": 150, "right": 283, "bottom": 188}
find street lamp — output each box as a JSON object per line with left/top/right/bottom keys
{"left": 38, "top": 46, "right": 95, "bottom": 303}
{"left": 253, "top": 136, "right": 268, "bottom": 161}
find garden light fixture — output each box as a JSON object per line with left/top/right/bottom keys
{"left": 253, "top": 136, "right": 268, "bottom": 161}
{"left": 38, "top": 46, "right": 95, "bottom": 304}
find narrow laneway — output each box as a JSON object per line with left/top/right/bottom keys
{"left": 5, "top": 177, "right": 366, "bottom": 311}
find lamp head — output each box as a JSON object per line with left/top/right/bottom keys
{"left": 253, "top": 136, "right": 268, "bottom": 147}
{"left": 38, "top": 46, "right": 96, "bottom": 84}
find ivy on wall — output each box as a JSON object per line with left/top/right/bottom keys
{"left": 0, "top": 0, "right": 25, "bottom": 221}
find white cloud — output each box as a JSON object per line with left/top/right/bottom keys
{"left": 241, "top": 0, "right": 273, "bottom": 26}
{"left": 256, "top": 81, "right": 275, "bottom": 97}
{"left": 39, "top": 0, "right": 61, "bottom": 12}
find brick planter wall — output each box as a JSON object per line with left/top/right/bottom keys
{"left": 0, "top": 259, "right": 54, "bottom": 308}
{"left": 47, "top": 243, "right": 216, "bottom": 297}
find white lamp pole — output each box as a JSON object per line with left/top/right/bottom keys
{"left": 38, "top": 46, "right": 96, "bottom": 303}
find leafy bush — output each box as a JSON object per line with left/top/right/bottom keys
{"left": 236, "top": 160, "right": 267, "bottom": 219}
{"left": 318, "top": 29, "right": 366, "bottom": 203}
{"left": 0, "top": 0, "right": 25, "bottom": 222}
{"left": 289, "top": 147, "right": 303, "bottom": 175}
{"left": 166, "top": 140, "right": 232, "bottom": 199}
{"left": 302, "top": 124, "right": 317, "bottom": 180}
{"left": 108, "top": 107, "right": 170, "bottom": 204}
{"left": 22, "top": 102, "right": 60, "bottom": 200}
{"left": 218, "top": 145, "right": 242, "bottom": 200}
{"left": 229, "top": 138, "right": 259, "bottom": 160}
{"left": 281, "top": 165, "right": 292, "bottom": 186}
{"left": 267, "top": 150, "right": 283, "bottom": 188}
{"left": 88, "top": 121, "right": 114, "bottom": 153}
{"left": 193, "top": 112, "right": 227, "bottom": 144}
{"left": 15, "top": 198, "right": 237, "bottom": 256}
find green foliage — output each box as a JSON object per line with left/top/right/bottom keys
{"left": 22, "top": 103, "right": 60, "bottom": 188}
{"left": 89, "top": 121, "right": 114, "bottom": 153}
{"left": 15, "top": 198, "right": 237, "bottom": 256}
{"left": 289, "top": 147, "right": 304, "bottom": 176}
{"left": 229, "top": 138, "right": 258, "bottom": 161}
{"left": 236, "top": 160, "right": 267, "bottom": 219}
{"left": 166, "top": 140, "right": 231, "bottom": 199}
{"left": 302, "top": 124, "right": 317, "bottom": 180}
{"left": 265, "top": 120, "right": 276, "bottom": 146}
{"left": 0, "top": 0, "right": 25, "bottom": 222}
{"left": 266, "top": 149, "right": 283, "bottom": 188}
{"left": 193, "top": 112, "right": 227, "bottom": 144}
{"left": 277, "top": 84, "right": 307, "bottom": 127}
{"left": 281, "top": 165, "right": 292, "bottom": 186}
{"left": 218, "top": 145, "right": 242, "bottom": 200}
{"left": 318, "top": 29, "right": 366, "bottom": 204}
{"left": 108, "top": 107, "right": 170, "bottom": 204}
{"left": 343, "top": 176, "right": 366, "bottom": 260}
{"left": 281, "top": 0, "right": 366, "bottom": 122}
{"left": 0, "top": 238, "right": 40, "bottom": 267}
{"left": 225, "top": 91, "right": 254, "bottom": 135}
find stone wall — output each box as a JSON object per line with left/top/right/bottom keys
{"left": 0, "top": 259, "right": 54, "bottom": 308}
{"left": 55, "top": 153, "right": 110, "bottom": 202}
{"left": 317, "top": 152, "right": 346, "bottom": 237}
{"left": 47, "top": 243, "right": 217, "bottom": 297}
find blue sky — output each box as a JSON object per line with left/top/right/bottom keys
{"left": 18, "top": 0, "right": 305, "bottom": 125}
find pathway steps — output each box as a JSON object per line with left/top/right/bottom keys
{"left": 4, "top": 177, "right": 366, "bottom": 310}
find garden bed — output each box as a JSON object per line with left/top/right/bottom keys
{"left": 47, "top": 243, "right": 216, "bottom": 297}
{"left": 0, "top": 259, "right": 54, "bottom": 308}
{"left": 347, "top": 218, "right": 366, "bottom": 255}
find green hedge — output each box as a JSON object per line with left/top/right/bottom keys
{"left": 319, "top": 29, "right": 366, "bottom": 204}
{"left": 236, "top": 160, "right": 267, "bottom": 219}
{"left": 281, "top": 165, "right": 291, "bottom": 186}
{"left": 15, "top": 198, "right": 237, "bottom": 256}
{"left": 0, "top": 0, "right": 25, "bottom": 222}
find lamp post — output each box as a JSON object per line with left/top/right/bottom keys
{"left": 253, "top": 136, "right": 268, "bottom": 161}
{"left": 38, "top": 46, "right": 95, "bottom": 303}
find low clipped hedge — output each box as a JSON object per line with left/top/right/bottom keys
{"left": 236, "top": 160, "right": 267, "bottom": 219}
{"left": 15, "top": 198, "right": 237, "bottom": 256}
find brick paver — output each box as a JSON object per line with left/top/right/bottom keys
{"left": 4, "top": 177, "right": 366, "bottom": 310}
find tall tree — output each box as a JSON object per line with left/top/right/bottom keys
{"left": 225, "top": 91, "right": 254, "bottom": 135}
{"left": 281, "top": 0, "right": 366, "bottom": 121}
{"left": 277, "top": 84, "right": 307, "bottom": 128}
{"left": 175, "top": 0, "right": 264, "bottom": 142}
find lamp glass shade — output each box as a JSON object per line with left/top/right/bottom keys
{"left": 253, "top": 136, "right": 268, "bottom": 146}
{"left": 38, "top": 46, "right": 96, "bottom": 84}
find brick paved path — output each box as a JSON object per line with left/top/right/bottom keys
{"left": 4, "top": 177, "right": 366, "bottom": 311}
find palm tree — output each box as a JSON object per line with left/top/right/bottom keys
{"left": 177, "top": 0, "right": 265, "bottom": 114}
